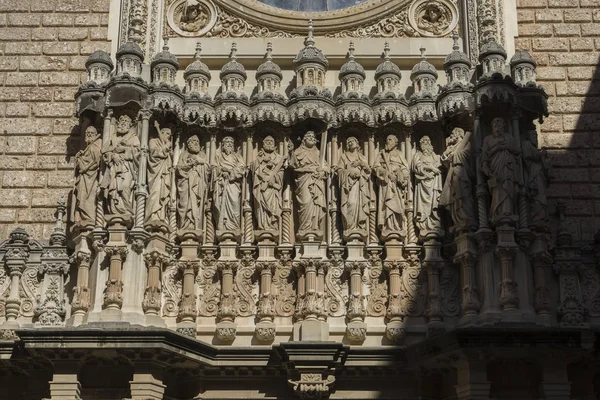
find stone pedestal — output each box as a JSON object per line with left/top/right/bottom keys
{"left": 455, "top": 358, "right": 491, "bottom": 400}
{"left": 541, "top": 362, "right": 571, "bottom": 400}
{"left": 46, "top": 364, "right": 82, "bottom": 400}
{"left": 129, "top": 373, "right": 166, "bottom": 400}
{"left": 295, "top": 319, "right": 329, "bottom": 341}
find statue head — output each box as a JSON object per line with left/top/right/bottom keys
{"left": 187, "top": 135, "right": 200, "bottom": 154}
{"left": 346, "top": 137, "right": 359, "bottom": 152}
{"left": 159, "top": 127, "right": 172, "bottom": 145}
{"left": 385, "top": 134, "right": 398, "bottom": 151}
{"left": 420, "top": 135, "right": 434, "bottom": 155}
{"left": 262, "top": 136, "right": 276, "bottom": 153}
{"left": 85, "top": 126, "right": 99, "bottom": 145}
{"left": 491, "top": 117, "right": 505, "bottom": 137}
{"left": 303, "top": 131, "right": 317, "bottom": 148}
{"left": 222, "top": 136, "right": 235, "bottom": 155}
{"left": 116, "top": 114, "right": 133, "bottom": 135}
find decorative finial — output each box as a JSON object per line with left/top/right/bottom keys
{"left": 194, "top": 42, "right": 202, "bottom": 59}
{"left": 266, "top": 42, "right": 273, "bottom": 61}
{"left": 305, "top": 19, "right": 315, "bottom": 47}
{"left": 348, "top": 41, "right": 355, "bottom": 60}
{"left": 420, "top": 46, "right": 426, "bottom": 60}
{"left": 230, "top": 42, "right": 237, "bottom": 60}
{"left": 452, "top": 31, "right": 459, "bottom": 51}
{"left": 163, "top": 36, "right": 169, "bottom": 51}
{"left": 383, "top": 42, "right": 391, "bottom": 61}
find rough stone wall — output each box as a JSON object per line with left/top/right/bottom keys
{"left": 0, "top": 0, "right": 111, "bottom": 240}
{"left": 515, "top": 0, "right": 600, "bottom": 241}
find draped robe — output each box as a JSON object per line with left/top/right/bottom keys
{"left": 412, "top": 150, "right": 443, "bottom": 238}
{"left": 212, "top": 150, "right": 244, "bottom": 232}
{"left": 176, "top": 148, "right": 209, "bottom": 231}
{"left": 100, "top": 128, "right": 140, "bottom": 217}
{"left": 290, "top": 144, "right": 326, "bottom": 237}
{"left": 146, "top": 137, "right": 172, "bottom": 223}
{"left": 73, "top": 138, "right": 102, "bottom": 225}
{"left": 522, "top": 139, "right": 548, "bottom": 230}
{"left": 252, "top": 150, "right": 284, "bottom": 231}
{"left": 373, "top": 148, "right": 409, "bottom": 239}
{"left": 337, "top": 150, "right": 371, "bottom": 236}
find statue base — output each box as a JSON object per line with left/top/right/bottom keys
{"left": 144, "top": 219, "right": 170, "bottom": 234}
{"left": 384, "top": 239, "right": 404, "bottom": 261}
{"left": 255, "top": 230, "right": 279, "bottom": 244}
{"left": 343, "top": 230, "right": 366, "bottom": 243}
{"left": 293, "top": 319, "right": 329, "bottom": 341}
{"left": 300, "top": 235, "right": 325, "bottom": 259}
{"left": 216, "top": 230, "right": 240, "bottom": 243}
{"left": 257, "top": 236, "right": 277, "bottom": 261}
{"left": 347, "top": 239, "right": 366, "bottom": 261}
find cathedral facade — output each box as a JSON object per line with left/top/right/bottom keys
{"left": 0, "top": 0, "right": 599, "bottom": 398}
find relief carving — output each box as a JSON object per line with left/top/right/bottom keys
{"left": 522, "top": 128, "right": 550, "bottom": 232}
{"left": 198, "top": 253, "right": 220, "bottom": 317}
{"left": 412, "top": 135, "right": 443, "bottom": 240}
{"left": 212, "top": 137, "right": 244, "bottom": 237}
{"left": 252, "top": 136, "right": 286, "bottom": 233}
{"left": 177, "top": 135, "right": 210, "bottom": 232}
{"left": 146, "top": 122, "right": 173, "bottom": 229}
{"left": 72, "top": 126, "right": 102, "bottom": 229}
{"left": 162, "top": 262, "right": 181, "bottom": 317}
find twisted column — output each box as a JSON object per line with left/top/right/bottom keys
{"left": 474, "top": 115, "right": 491, "bottom": 231}
{"left": 134, "top": 109, "right": 152, "bottom": 231}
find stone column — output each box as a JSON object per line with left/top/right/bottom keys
{"left": 455, "top": 235, "right": 480, "bottom": 326}
{"left": 91, "top": 107, "right": 113, "bottom": 238}
{"left": 345, "top": 261, "right": 367, "bottom": 343}
{"left": 3, "top": 229, "right": 30, "bottom": 327}
{"left": 255, "top": 261, "right": 276, "bottom": 342}
{"left": 70, "top": 237, "right": 92, "bottom": 325}
{"left": 216, "top": 260, "right": 237, "bottom": 343}
{"left": 384, "top": 259, "right": 406, "bottom": 343}
{"left": 47, "top": 363, "right": 82, "bottom": 400}
{"left": 293, "top": 259, "right": 328, "bottom": 341}
{"left": 102, "top": 217, "right": 129, "bottom": 318}
{"left": 142, "top": 250, "right": 164, "bottom": 317}
{"left": 455, "top": 357, "right": 490, "bottom": 400}
{"left": 474, "top": 115, "right": 491, "bottom": 233}
{"left": 423, "top": 240, "right": 444, "bottom": 337}
{"left": 177, "top": 231, "right": 201, "bottom": 337}
{"left": 130, "top": 109, "right": 152, "bottom": 252}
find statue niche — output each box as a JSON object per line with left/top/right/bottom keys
{"left": 290, "top": 130, "right": 328, "bottom": 241}
{"left": 177, "top": 134, "right": 210, "bottom": 233}
{"left": 212, "top": 136, "right": 244, "bottom": 240}
{"left": 145, "top": 121, "right": 173, "bottom": 232}
{"left": 373, "top": 134, "right": 410, "bottom": 242}
{"left": 336, "top": 136, "right": 371, "bottom": 241}
{"left": 412, "top": 135, "right": 443, "bottom": 240}
{"left": 100, "top": 114, "right": 141, "bottom": 220}
{"left": 72, "top": 125, "right": 102, "bottom": 230}
{"left": 522, "top": 128, "right": 550, "bottom": 232}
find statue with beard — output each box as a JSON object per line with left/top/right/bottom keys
{"left": 212, "top": 136, "right": 244, "bottom": 235}
{"left": 480, "top": 117, "right": 522, "bottom": 225}
{"left": 336, "top": 136, "right": 371, "bottom": 239}
{"left": 100, "top": 114, "right": 140, "bottom": 218}
{"left": 290, "top": 131, "right": 328, "bottom": 240}
{"left": 252, "top": 136, "right": 285, "bottom": 233}
{"left": 373, "top": 134, "right": 410, "bottom": 241}
{"left": 412, "top": 135, "right": 443, "bottom": 239}
{"left": 145, "top": 121, "right": 173, "bottom": 229}
{"left": 522, "top": 129, "right": 550, "bottom": 231}
{"left": 72, "top": 125, "right": 102, "bottom": 228}
{"left": 440, "top": 128, "right": 477, "bottom": 234}
{"left": 177, "top": 135, "right": 210, "bottom": 232}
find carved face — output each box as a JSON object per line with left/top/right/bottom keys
{"left": 420, "top": 136, "right": 433, "bottom": 155}
{"left": 385, "top": 135, "right": 398, "bottom": 151}
{"left": 188, "top": 136, "right": 200, "bottom": 154}
{"left": 303, "top": 131, "right": 317, "bottom": 148}
{"left": 450, "top": 127, "right": 464, "bottom": 145}
{"left": 491, "top": 118, "right": 505, "bottom": 137}
{"left": 263, "top": 136, "right": 275, "bottom": 153}
{"left": 222, "top": 137, "right": 235, "bottom": 154}
{"left": 116, "top": 115, "right": 133, "bottom": 135}
{"left": 85, "top": 126, "right": 98, "bottom": 144}
{"left": 161, "top": 128, "right": 172, "bottom": 144}
{"left": 346, "top": 137, "right": 359, "bottom": 151}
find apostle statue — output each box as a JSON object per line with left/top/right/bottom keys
{"left": 373, "top": 134, "right": 410, "bottom": 241}
{"left": 480, "top": 117, "right": 521, "bottom": 225}
{"left": 100, "top": 114, "right": 140, "bottom": 218}
{"left": 336, "top": 136, "right": 371, "bottom": 239}
{"left": 252, "top": 136, "right": 285, "bottom": 233}
{"left": 440, "top": 128, "right": 477, "bottom": 233}
{"left": 212, "top": 136, "right": 244, "bottom": 235}
{"left": 176, "top": 135, "right": 210, "bottom": 232}
{"left": 72, "top": 125, "right": 102, "bottom": 228}
{"left": 290, "top": 131, "right": 328, "bottom": 240}
{"left": 412, "top": 135, "right": 443, "bottom": 239}
{"left": 522, "top": 129, "right": 550, "bottom": 231}
{"left": 145, "top": 121, "right": 173, "bottom": 228}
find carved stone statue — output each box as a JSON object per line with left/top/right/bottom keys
{"left": 145, "top": 121, "right": 173, "bottom": 228}
{"left": 336, "top": 137, "right": 371, "bottom": 239}
{"left": 290, "top": 131, "right": 327, "bottom": 240}
{"left": 179, "top": 0, "right": 209, "bottom": 32}
{"left": 373, "top": 134, "right": 410, "bottom": 241}
{"left": 480, "top": 117, "right": 521, "bottom": 225}
{"left": 100, "top": 114, "right": 140, "bottom": 218}
{"left": 412, "top": 135, "right": 443, "bottom": 239}
{"left": 177, "top": 135, "right": 210, "bottom": 232}
{"left": 212, "top": 136, "right": 244, "bottom": 235}
{"left": 440, "top": 128, "right": 477, "bottom": 233}
{"left": 522, "top": 129, "right": 550, "bottom": 231}
{"left": 252, "top": 136, "right": 285, "bottom": 233}
{"left": 72, "top": 125, "right": 102, "bottom": 228}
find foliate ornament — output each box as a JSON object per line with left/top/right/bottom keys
{"left": 210, "top": 7, "right": 295, "bottom": 38}
{"left": 234, "top": 257, "right": 257, "bottom": 317}
{"left": 162, "top": 262, "right": 182, "bottom": 317}
{"left": 0, "top": 330, "right": 18, "bottom": 340}
{"left": 0, "top": 267, "right": 10, "bottom": 318}
{"left": 215, "top": 326, "right": 236, "bottom": 341}
{"left": 255, "top": 326, "right": 275, "bottom": 342}
{"left": 288, "top": 373, "right": 335, "bottom": 400}
{"left": 400, "top": 258, "right": 424, "bottom": 317}
{"left": 581, "top": 264, "right": 600, "bottom": 318}
{"left": 34, "top": 275, "right": 66, "bottom": 326}
{"left": 166, "top": 0, "right": 217, "bottom": 37}
{"left": 409, "top": 0, "right": 457, "bottom": 37}
{"left": 385, "top": 326, "right": 406, "bottom": 343}
{"left": 325, "top": 254, "right": 347, "bottom": 317}
{"left": 19, "top": 267, "right": 40, "bottom": 317}
{"left": 440, "top": 263, "right": 460, "bottom": 317}
{"left": 177, "top": 327, "right": 196, "bottom": 337}
{"left": 366, "top": 251, "right": 387, "bottom": 317}
{"left": 198, "top": 254, "right": 220, "bottom": 317}
{"left": 274, "top": 255, "right": 296, "bottom": 317}
{"left": 325, "top": 10, "right": 416, "bottom": 38}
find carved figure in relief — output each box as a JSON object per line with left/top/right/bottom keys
{"left": 212, "top": 136, "right": 244, "bottom": 234}
{"left": 336, "top": 137, "right": 371, "bottom": 239}
{"left": 522, "top": 129, "right": 550, "bottom": 231}
{"left": 252, "top": 136, "right": 285, "bottom": 232}
{"left": 180, "top": 0, "right": 209, "bottom": 32}
{"left": 72, "top": 126, "right": 102, "bottom": 227}
{"left": 417, "top": 3, "right": 450, "bottom": 35}
{"left": 480, "top": 118, "right": 521, "bottom": 225}
{"left": 100, "top": 114, "right": 140, "bottom": 217}
{"left": 146, "top": 121, "right": 173, "bottom": 227}
{"left": 412, "top": 136, "right": 443, "bottom": 239}
{"left": 176, "top": 135, "right": 209, "bottom": 231}
{"left": 290, "top": 131, "right": 328, "bottom": 239}
{"left": 440, "top": 128, "right": 477, "bottom": 233}
{"left": 373, "top": 134, "right": 410, "bottom": 240}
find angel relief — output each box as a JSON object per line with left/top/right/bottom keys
{"left": 179, "top": 0, "right": 210, "bottom": 32}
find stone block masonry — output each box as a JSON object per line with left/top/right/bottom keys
{"left": 0, "top": 0, "right": 110, "bottom": 239}
{"left": 517, "top": 0, "right": 600, "bottom": 241}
